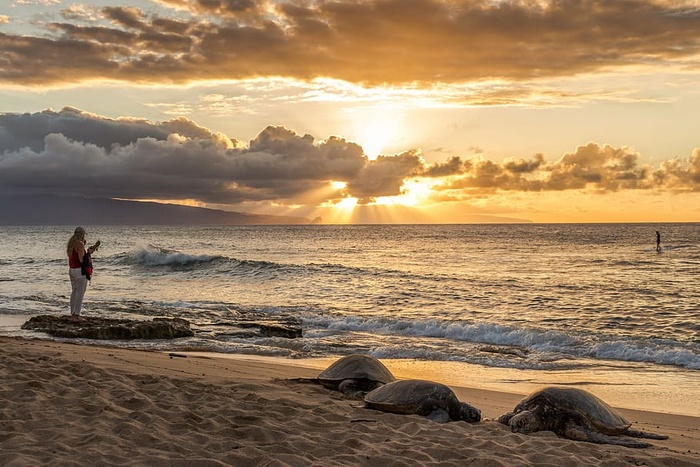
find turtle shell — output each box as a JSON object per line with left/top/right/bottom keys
{"left": 515, "top": 387, "right": 631, "bottom": 434}
{"left": 317, "top": 354, "right": 395, "bottom": 389}
{"left": 363, "top": 379, "right": 458, "bottom": 416}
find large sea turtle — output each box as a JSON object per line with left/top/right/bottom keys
{"left": 310, "top": 354, "right": 396, "bottom": 398}
{"left": 363, "top": 379, "right": 482, "bottom": 423}
{"left": 498, "top": 387, "right": 668, "bottom": 448}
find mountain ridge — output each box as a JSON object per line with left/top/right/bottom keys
{"left": 0, "top": 195, "right": 311, "bottom": 225}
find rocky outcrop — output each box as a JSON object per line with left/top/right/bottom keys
{"left": 214, "top": 320, "right": 303, "bottom": 339}
{"left": 21, "top": 315, "right": 194, "bottom": 340}
{"left": 21, "top": 314, "right": 304, "bottom": 340}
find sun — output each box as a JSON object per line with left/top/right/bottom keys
{"left": 351, "top": 109, "right": 404, "bottom": 159}
{"left": 374, "top": 178, "right": 435, "bottom": 207}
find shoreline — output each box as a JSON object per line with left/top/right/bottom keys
{"left": 1, "top": 336, "right": 698, "bottom": 466}
{"left": 2, "top": 314, "right": 698, "bottom": 419}
{"left": 209, "top": 354, "right": 700, "bottom": 418}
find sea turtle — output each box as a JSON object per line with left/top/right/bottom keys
{"left": 498, "top": 387, "right": 668, "bottom": 448}
{"left": 314, "top": 354, "right": 396, "bottom": 398}
{"left": 363, "top": 379, "right": 482, "bottom": 423}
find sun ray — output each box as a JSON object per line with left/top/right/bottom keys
{"left": 323, "top": 196, "right": 359, "bottom": 223}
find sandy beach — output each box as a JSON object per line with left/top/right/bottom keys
{"left": 1, "top": 336, "right": 698, "bottom": 466}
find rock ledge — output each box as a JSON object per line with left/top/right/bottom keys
{"left": 21, "top": 315, "right": 194, "bottom": 340}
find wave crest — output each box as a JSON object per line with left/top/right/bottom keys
{"left": 304, "top": 314, "right": 700, "bottom": 370}
{"left": 123, "top": 245, "right": 222, "bottom": 267}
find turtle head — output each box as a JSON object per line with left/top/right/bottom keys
{"left": 337, "top": 379, "right": 365, "bottom": 399}
{"left": 497, "top": 411, "right": 515, "bottom": 425}
{"left": 508, "top": 410, "right": 539, "bottom": 433}
{"left": 458, "top": 402, "right": 481, "bottom": 422}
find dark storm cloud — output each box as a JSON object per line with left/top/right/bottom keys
{"left": 2, "top": 1, "right": 700, "bottom": 86}
{"left": 0, "top": 107, "right": 235, "bottom": 152}
{"left": 0, "top": 109, "right": 698, "bottom": 207}
{"left": 0, "top": 108, "right": 368, "bottom": 204}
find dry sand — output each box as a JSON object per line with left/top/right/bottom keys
{"left": 1, "top": 336, "right": 698, "bottom": 466}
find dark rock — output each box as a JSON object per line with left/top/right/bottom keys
{"left": 238, "top": 321, "right": 302, "bottom": 339}
{"left": 202, "top": 317, "right": 303, "bottom": 339}
{"left": 21, "top": 315, "right": 194, "bottom": 340}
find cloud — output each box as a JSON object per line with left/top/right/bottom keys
{"left": 653, "top": 148, "right": 700, "bottom": 189}
{"left": 545, "top": 143, "right": 651, "bottom": 191}
{"left": 0, "top": 107, "right": 237, "bottom": 152}
{"left": 2, "top": 1, "right": 700, "bottom": 86}
{"left": 0, "top": 108, "right": 698, "bottom": 209}
{"left": 436, "top": 143, "right": 700, "bottom": 194}
{"left": 0, "top": 108, "right": 368, "bottom": 204}
{"left": 347, "top": 150, "right": 425, "bottom": 203}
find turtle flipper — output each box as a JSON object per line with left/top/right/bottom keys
{"left": 565, "top": 424, "right": 651, "bottom": 448}
{"left": 624, "top": 429, "right": 668, "bottom": 440}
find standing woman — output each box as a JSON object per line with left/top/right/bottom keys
{"left": 67, "top": 226, "right": 100, "bottom": 322}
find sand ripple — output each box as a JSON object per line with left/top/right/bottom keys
{"left": 0, "top": 339, "right": 698, "bottom": 466}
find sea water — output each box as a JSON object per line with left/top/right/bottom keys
{"left": 1, "top": 223, "right": 698, "bottom": 415}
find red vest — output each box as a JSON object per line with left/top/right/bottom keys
{"left": 69, "top": 249, "right": 82, "bottom": 268}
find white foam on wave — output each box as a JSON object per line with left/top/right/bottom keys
{"left": 592, "top": 340, "right": 700, "bottom": 370}
{"left": 310, "top": 315, "right": 580, "bottom": 348}
{"left": 303, "top": 314, "right": 700, "bottom": 370}
{"left": 126, "top": 245, "right": 219, "bottom": 267}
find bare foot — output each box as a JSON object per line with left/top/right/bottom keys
{"left": 70, "top": 315, "right": 87, "bottom": 323}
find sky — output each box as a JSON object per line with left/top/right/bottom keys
{"left": 1, "top": 0, "right": 699, "bottom": 224}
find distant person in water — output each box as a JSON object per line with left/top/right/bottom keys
{"left": 67, "top": 227, "right": 100, "bottom": 322}
{"left": 656, "top": 231, "right": 661, "bottom": 252}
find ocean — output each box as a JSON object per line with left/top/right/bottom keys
{"left": 1, "top": 223, "right": 698, "bottom": 415}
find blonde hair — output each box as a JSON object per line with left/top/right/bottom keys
{"left": 66, "top": 231, "right": 85, "bottom": 257}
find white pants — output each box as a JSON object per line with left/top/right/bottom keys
{"left": 69, "top": 268, "right": 88, "bottom": 316}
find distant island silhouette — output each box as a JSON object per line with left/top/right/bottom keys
{"left": 0, "top": 195, "right": 310, "bottom": 225}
